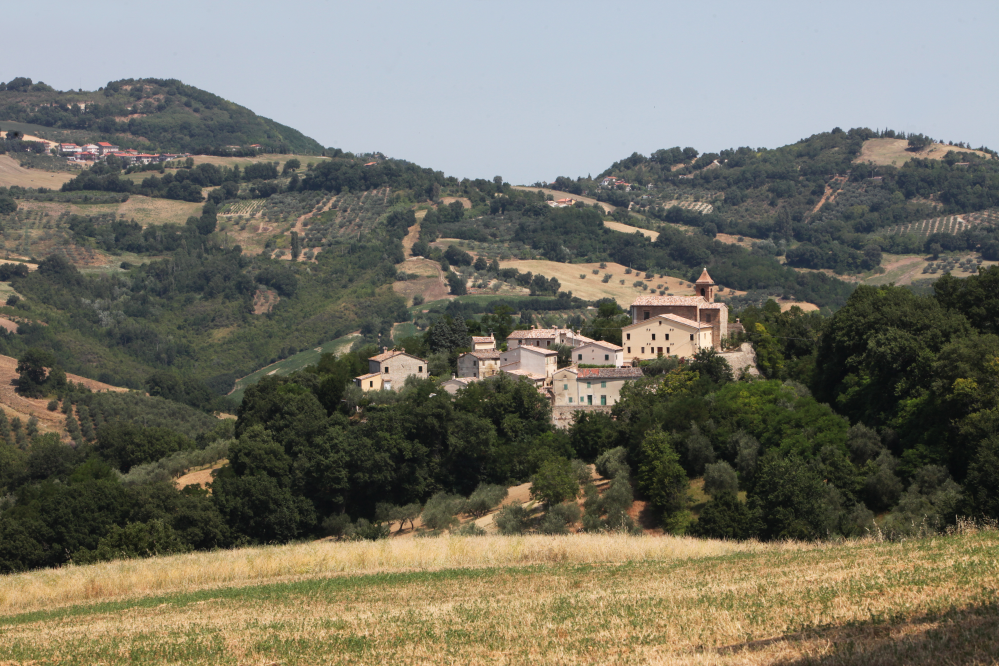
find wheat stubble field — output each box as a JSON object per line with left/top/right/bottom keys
{"left": 0, "top": 531, "right": 997, "bottom": 665}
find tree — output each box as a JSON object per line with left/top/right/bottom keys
{"left": 634, "top": 430, "right": 689, "bottom": 532}
{"left": 693, "top": 491, "right": 756, "bottom": 540}
{"left": 748, "top": 451, "right": 828, "bottom": 540}
{"left": 703, "top": 461, "right": 738, "bottom": 497}
{"left": 966, "top": 437, "right": 999, "bottom": 519}
{"left": 282, "top": 158, "right": 301, "bottom": 174}
{"left": 907, "top": 134, "right": 933, "bottom": 151}
{"left": 530, "top": 457, "right": 578, "bottom": 506}
{"left": 290, "top": 231, "right": 301, "bottom": 260}
{"left": 15, "top": 348, "right": 58, "bottom": 398}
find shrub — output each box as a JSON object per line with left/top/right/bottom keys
{"left": 464, "top": 483, "right": 508, "bottom": 517}
{"left": 46, "top": 400, "right": 58, "bottom": 411}
{"left": 420, "top": 492, "right": 465, "bottom": 531}
{"left": 454, "top": 522, "right": 486, "bottom": 536}
{"left": 595, "top": 447, "right": 629, "bottom": 480}
{"left": 703, "top": 461, "right": 738, "bottom": 497}
{"left": 538, "top": 502, "right": 581, "bottom": 534}
{"left": 530, "top": 457, "right": 579, "bottom": 506}
{"left": 494, "top": 503, "right": 530, "bottom": 535}
{"left": 570, "top": 458, "right": 592, "bottom": 485}
{"left": 693, "top": 492, "right": 756, "bottom": 540}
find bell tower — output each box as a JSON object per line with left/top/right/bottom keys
{"left": 695, "top": 268, "right": 715, "bottom": 303}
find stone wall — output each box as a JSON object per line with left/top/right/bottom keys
{"left": 551, "top": 404, "right": 613, "bottom": 429}
{"left": 719, "top": 342, "right": 760, "bottom": 377}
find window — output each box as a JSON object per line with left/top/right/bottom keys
{"left": 643, "top": 311, "right": 650, "bottom": 320}
{"left": 600, "top": 381, "right": 606, "bottom": 388}
{"left": 384, "top": 367, "right": 389, "bottom": 373}
{"left": 568, "top": 397, "right": 573, "bottom": 404}
{"left": 578, "top": 354, "right": 583, "bottom": 361}
{"left": 418, "top": 366, "right": 423, "bottom": 373}
{"left": 600, "top": 395, "right": 606, "bottom": 406}
{"left": 667, "top": 347, "right": 670, "bottom": 354}
{"left": 546, "top": 341, "right": 551, "bottom": 347}
{"left": 627, "top": 347, "right": 631, "bottom": 353}
{"left": 626, "top": 333, "right": 631, "bottom": 341}
{"left": 586, "top": 381, "right": 592, "bottom": 389}
{"left": 690, "top": 334, "right": 694, "bottom": 341}
{"left": 369, "top": 381, "right": 374, "bottom": 388}
{"left": 604, "top": 354, "right": 609, "bottom": 361}
{"left": 563, "top": 383, "right": 568, "bottom": 390}
{"left": 641, "top": 347, "right": 645, "bottom": 354}
{"left": 665, "top": 334, "right": 670, "bottom": 341}
{"left": 474, "top": 373, "right": 477, "bottom": 378}
{"left": 652, "top": 333, "right": 656, "bottom": 341}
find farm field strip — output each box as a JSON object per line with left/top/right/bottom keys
{"left": 1, "top": 531, "right": 997, "bottom": 665}
{"left": 880, "top": 209, "right": 998, "bottom": 237}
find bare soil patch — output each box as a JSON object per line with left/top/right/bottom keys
{"left": 603, "top": 220, "right": 657, "bottom": 240}
{"left": 174, "top": 461, "right": 227, "bottom": 490}
{"left": 252, "top": 288, "right": 279, "bottom": 314}
{"left": 511, "top": 186, "right": 615, "bottom": 213}
{"left": 439, "top": 196, "right": 471, "bottom": 209}
{"left": 0, "top": 354, "right": 127, "bottom": 439}
{"left": 394, "top": 257, "right": 450, "bottom": 303}
{"left": 856, "top": 138, "right": 992, "bottom": 167}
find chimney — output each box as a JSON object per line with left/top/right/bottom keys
{"left": 382, "top": 346, "right": 387, "bottom": 353}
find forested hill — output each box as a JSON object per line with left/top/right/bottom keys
{"left": 546, "top": 128, "right": 999, "bottom": 276}
{"left": 0, "top": 76, "right": 325, "bottom": 154}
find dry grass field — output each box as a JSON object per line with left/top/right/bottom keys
{"left": 0, "top": 530, "right": 996, "bottom": 665}
{"left": 0, "top": 155, "right": 77, "bottom": 189}
{"left": 855, "top": 138, "right": 993, "bottom": 167}
{"left": 16, "top": 194, "right": 203, "bottom": 228}
{"left": 498, "top": 258, "right": 744, "bottom": 308}
{"left": 511, "top": 186, "right": 617, "bottom": 213}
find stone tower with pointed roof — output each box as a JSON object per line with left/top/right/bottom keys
{"left": 627, "top": 267, "right": 728, "bottom": 352}
{"left": 695, "top": 267, "right": 715, "bottom": 303}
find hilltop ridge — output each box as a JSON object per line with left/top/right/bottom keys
{"left": 0, "top": 77, "right": 326, "bottom": 154}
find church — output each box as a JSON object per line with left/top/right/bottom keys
{"left": 621, "top": 268, "right": 728, "bottom": 363}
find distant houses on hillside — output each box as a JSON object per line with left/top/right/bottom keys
{"left": 57, "top": 141, "right": 189, "bottom": 166}
{"left": 353, "top": 272, "right": 737, "bottom": 413}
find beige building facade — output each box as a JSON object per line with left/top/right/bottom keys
{"left": 552, "top": 367, "right": 644, "bottom": 407}
{"left": 622, "top": 314, "right": 713, "bottom": 362}
{"left": 457, "top": 350, "right": 501, "bottom": 379}
{"left": 627, "top": 268, "right": 728, "bottom": 356}
{"left": 499, "top": 345, "right": 557, "bottom": 383}
{"left": 354, "top": 349, "right": 428, "bottom": 392}
{"left": 506, "top": 326, "right": 594, "bottom": 351}
{"left": 572, "top": 340, "right": 624, "bottom": 367}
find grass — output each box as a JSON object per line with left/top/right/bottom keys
{"left": 856, "top": 138, "right": 993, "bottom": 167}
{"left": 1, "top": 530, "right": 997, "bottom": 664}
{"left": 227, "top": 332, "right": 359, "bottom": 403}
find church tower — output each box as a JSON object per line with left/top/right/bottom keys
{"left": 695, "top": 267, "right": 715, "bottom": 303}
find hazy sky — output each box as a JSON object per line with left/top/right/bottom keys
{"left": 5, "top": 1, "right": 998, "bottom": 183}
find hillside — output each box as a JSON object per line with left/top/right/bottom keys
{"left": 1, "top": 530, "right": 996, "bottom": 665}
{"left": 0, "top": 77, "right": 326, "bottom": 154}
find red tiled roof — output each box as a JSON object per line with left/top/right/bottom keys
{"left": 657, "top": 313, "right": 711, "bottom": 329}
{"left": 695, "top": 268, "right": 714, "bottom": 284}
{"left": 471, "top": 336, "right": 494, "bottom": 343}
{"left": 630, "top": 295, "right": 705, "bottom": 307}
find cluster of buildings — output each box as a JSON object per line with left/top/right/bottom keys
{"left": 353, "top": 268, "right": 730, "bottom": 409}
{"left": 58, "top": 142, "right": 189, "bottom": 166}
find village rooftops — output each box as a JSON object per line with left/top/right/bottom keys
{"left": 471, "top": 336, "right": 494, "bottom": 344}
{"left": 580, "top": 339, "right": 623, "bottom": 350}
{"left": 576, "top": 367, "right": 644, "bottom": 379}
{"left": 367, "top": 349, "right": 419, "bottom": 363}
{"left": 631, "top": 295, "right": 714, "bottom": 307}
{"left": 463, "top": 350, "right": 501, "bottom": 359}
{"left": 656, "top": 313, "right": 713, "bottom": 329}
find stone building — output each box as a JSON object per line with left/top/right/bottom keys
{"left": 627, "top": 268, "right": 728, "bottom": 357}
{"left": 457, "top": 350, "right": 501, "bottom": 379}
{"left": 354, "top": 349, "right": 428, "bottom": 392}
{"left": 552, "top": 366, "right": 644, "bottom": 406}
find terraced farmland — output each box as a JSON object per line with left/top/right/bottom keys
{"left": 881, "top": 209, "right": 999, "bottom": 237}
{"left": 302, "top": 187, "right": 393, "bottom": 246}
{"left": 662, "top": 199, "right": 714, "bottom": 214}
{"left": 218, "top": 200, "right": 264, "bottom": 217}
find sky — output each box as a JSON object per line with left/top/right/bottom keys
{"left": 4, "top": 1, "right": 999, "bottom": 184}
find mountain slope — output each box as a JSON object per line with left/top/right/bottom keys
{"left": 0, "top": 77, "right": 325, "bottom": 154}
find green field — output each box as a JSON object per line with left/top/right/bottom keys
{"left": 1, "top": 531, "right": 997, "bottom": 665}
{"left": 228, "top": 332, "right": 359, "bottom": 403}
